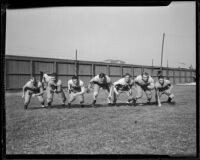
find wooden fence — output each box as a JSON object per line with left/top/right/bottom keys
{"left": 5, "top": 55, "right": 196, "bottom": 90}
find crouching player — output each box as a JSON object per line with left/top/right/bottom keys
{"left": 22, "top": 77, "right": 45, "bottom": 109}
{"left": 43, "top": 73, "right": 66, "bottom": 106}
{"left": 134, "top": 72, "right": 155, "bottom": 105}
{"left": 87, "top": 73, "right": 112, "bottom": 107}
{"left": 155, "top": 75, "right": 175, "bottom": 107}
{"left": 113, "top": 73, "right": 135, "bottom": 105}
{"left": 68, "top": 76, "right": 85, "bottom": 107}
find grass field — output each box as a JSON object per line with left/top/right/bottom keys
{"left": 5, "top": 85, "right": 196, "bottom": 155}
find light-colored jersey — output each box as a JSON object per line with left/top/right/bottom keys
{"left": 24, "top": 80, "right": 42, "bottom": 93}
{"left": 90, "top": 75, "right": 111, "bottom": 84}
{"left": 134, "top": 75, "right": 154, "bottom": 87}
{"left": 68, "top": 79, "right": 84, "bottom": 93}
{"left": 114, "top": 78, "right": 134, "bottom": 90}
{"left": 155, "top": 79, "right": 171, "bottom": 92}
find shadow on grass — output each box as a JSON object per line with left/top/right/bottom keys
{"left": 28, "top": 101, "right": 177, "bottom": 110}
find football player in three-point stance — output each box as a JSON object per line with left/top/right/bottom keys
{"left": 134, "top": 72, "right": 155, "bottom": 105}
{"left": 22, "top": 77, "right": 45, "bottom": 109}
{"left": 113, "top": 73, "right": 135, "bottom": 105}
{"left": 155, "top": 75, "right": 175, "bottom": 107}
{"left": 67, "top": 76, "right": 85, "bottom": 108}
{"left": 87, "top": 73, "right": 113, "bottom": 107}
{"left": 43, "top": 73, "right": 66, "bottom": 107}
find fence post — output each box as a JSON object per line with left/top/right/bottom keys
{"left": 30, "top": 60, "right": 33, "bottom": 78}
{"left": 121, "top": 65, "right": 123, "bottom": 77}
{"left": 54, "top": 61, "right": 57, "bottom": 76}
{"left": 107, "top": 65, "right": 110, "bottom": 76}
{"left": 132, "top": 66, "right": 134, "bottom": 78}
{"left": 5, "top": 58, "right": 7, "bottom": 90}
{"left": 92, "top": 64, "right": 95, "bottom": 76}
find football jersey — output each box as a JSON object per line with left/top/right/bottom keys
{"left": 114, "top": 78, "right": 134, "bottom": 90}
{"left": 43, "top": 74, "right": 55, "bottom": 83}
{"left": 48, "top": 79, "right": 62, "bottom": 91}
{"left": 68, "top": 79, "right": 84, "bottom": 93}
{"left": 90, "top": 75, "right": 111, "bottom": 84}
{"left": 155, "top": 79, "right": 171, "bottom": 92}
{"left": 134, "top": 75, "right": 154, "bottom": 87}
{"left": 25, "top": 80, "right": 42, "bottom": 93}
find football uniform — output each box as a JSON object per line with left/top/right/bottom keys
{"left": 134, "top": 75, "right": 155, "bottom": 100}
{"left": 68, "top": 79, "right": 85, "bottom": 103}
{"left": 90, "top": 75, "right": 112, "bottom": 91}
{"left": 45, "top": 74, "right": 66, "bottom": 105}
{"left": 23, "top": 80, "right": 44, "bottom": 106}
{"left": 113, "top": 77, "right": 134, "bottom": 103}
{"left": 114, "top": 78, "right": 134, "bottom": 91}
{"left": 155, "top": 79, "right": 174, "bottom": 97}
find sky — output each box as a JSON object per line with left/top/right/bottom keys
{"left": 6, "top": 1, "right": 196, "bottom": 68}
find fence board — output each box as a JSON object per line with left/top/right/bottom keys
{"left": 34, "top": 61, "right": 54, "bottom": 74}
{"left": 110, "top": 66, "right": 121, "bottom": 76}
{"left": 78, "top": 64, "right": 92, "bottom": 75}
{"left": 122, "top": 67, "right": 132, "bottom": 76}
{"left": 7, "top": 60, "right": 30, "bottom": 74}
{"left": 57, "top": 63, "right": 75, "bottom": 75}
{"left": 95, "top": 65, "right": 108, "bottom": 75}
{"left": 7, "top": 75, "right": 30, "bottom": 89}
{"left": 134, "top": 68, "right": 142, "bottom": 76}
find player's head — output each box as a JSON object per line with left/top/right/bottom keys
{"left": 51, "top": 73, "right": 57, "bottom": 81}
{"left": 30, "top": 77, "right": 37, "bottom": 84}
{"left": 158, "top": 75, "right": 164, "bottom": 84}
{"left": 124, "top": 73, "right": 131, "bottom": 83}
{"left": 39, "top": 71, "right": 44, "bottom": 82}
{"left": 99, "top": 73, "right": 106, "bottom": 82}
{"left": 72, "top": 75, "right": 79, "bottom": 84}
{"left": 142, "top": 72, "right": 149, "bottom": 82}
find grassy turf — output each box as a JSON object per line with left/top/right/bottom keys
{"left": 5, "top": 86, "right": 196, "bottom": 155}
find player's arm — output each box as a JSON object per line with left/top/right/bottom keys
{"left": 108, "top": 82, "right": 113, "bottom": 98}
{"left": 22, "top": 83, "right": 28, "bottom": 98}
{"left": 168, "top": 81, "right": 173, "bottom": 92}
{"left": 34, "top": 83, "right": 44, "bottom": 96}
{"left": 147, "top": 78, "right": 155, "bottom": 90}
{"left": 113, "top": 80, "right": 120, "bottom": 95}
{"left": 155, "top": 87, "right": 161, "bottom": 107}
{"left": 76, "top": 86, "right": 85, "bottom": 96}
{"left": 56, "top": 80, "right": 62, "bottom": 92}
{"left": 67, "top": 81, "right": 72, "bottom": 93}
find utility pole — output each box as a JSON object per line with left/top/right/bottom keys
{"left": 75, "top": 49, "right": 78, "bottom": 76}
{"left": 160, "top": 33, "right": 165, "bottom": 70}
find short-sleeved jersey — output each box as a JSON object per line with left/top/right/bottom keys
{"left": 134, "top": 75, "right": 154, "bottom": 87}
{"left": 68, "top": 79, "right": 84, "bottom": 93}
{"left": 90, "top": 75, "right": 111, "bottom": 85}
{"left": 24, "top": 80, "right": 42, "bottom": 93}
{"left": 114, "top": 78, "right": 134, "bottom": 90}
{"left": 155, "top": 79, "right": 171, "bottom": 92}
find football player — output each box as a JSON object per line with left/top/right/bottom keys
{"left": 87, "top": 73, "right": 112, "bottom": 107}
{"left": 155, "top": 75, "right": 175, "bottom": 107}
{"left": 113, "top": 73, "right": 135, "bottom": 105}
{"left": 22, "top": 77, "right": 45, "bottom": 109}
{"left": 43, "top": 73, "right": 67, "bottom": 107}
{"left": 134, "top": 72, "right": 155, "bottom": 105}
{"left": 67, "top": 76, "right": 85, "bottom": 107}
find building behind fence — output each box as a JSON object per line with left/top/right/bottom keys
{"left": 5, "top": 55, "right": 196, "bottom": 90}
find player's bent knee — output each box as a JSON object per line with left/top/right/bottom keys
{"left": 93, "top": 91, "right": 98, "bottom": 97}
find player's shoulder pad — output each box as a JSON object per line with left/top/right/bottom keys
{"left": 79, "top": 80, "right": 84, "bottom": 86}
{"left": 57, "top": 79, "right": 62, "bottom": 85}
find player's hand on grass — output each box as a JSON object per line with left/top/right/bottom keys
{"left": 86, "top": 88, "right": 90, "bottom": 93}
{"left": 22, "top": 95, "right": 25, "bottom": 98}
{"left": 158, "top": 103, "right": 162, "bottom": 107}
{"left": 32, "top": 94, "right": 36, "bottom": 97}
